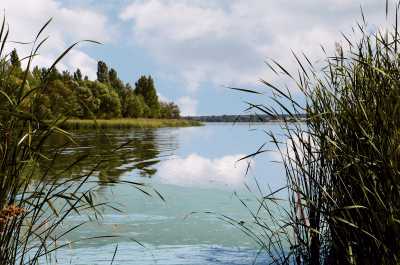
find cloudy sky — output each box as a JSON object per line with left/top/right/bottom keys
{"left": 1, "top": 0, "right": 389, "bottom": 115}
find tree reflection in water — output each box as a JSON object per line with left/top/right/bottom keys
{"left": 42, "top": 128, "right": 178, "bottom": 184}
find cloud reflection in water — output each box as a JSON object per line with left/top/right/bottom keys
{"left": 157, "top": 153, "right": 252, "bottom": 188}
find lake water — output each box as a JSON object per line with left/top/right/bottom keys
{"left": 46, "top": 123, "right": 286, "bottom": 265}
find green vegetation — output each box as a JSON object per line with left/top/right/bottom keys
{"left": 233, "top": 2, "right": 400, "bottom": 264}
{"left": 185, "top": 114, "right": 306, "bottom": 122}
{"left": 60, "top": 118, "right": 201, "bottom": 129}
{"left": 4, "top": 50, "right": 181, "bottom": 121}
{"left": 0, "top": 18, "right": 159, "bottom": 264}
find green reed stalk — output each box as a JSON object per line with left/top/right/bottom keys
{"left": 233, "top": 1, "right": 400, "bottom": 264}
{"left": 0, "top": 17, "right": 153, "bottom": 264}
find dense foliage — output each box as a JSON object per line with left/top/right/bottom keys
{"left": 4, "top": 52, "right": 180, "bottom": 120}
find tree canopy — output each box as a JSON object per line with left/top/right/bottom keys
{"left": 4, "top": 51, "right": 180, "bottom": 120}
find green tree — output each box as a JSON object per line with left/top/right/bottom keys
{"left": 123, "top": 93, "right": 144, "bottom": 118}
{"left": 47, "top": 79, "right": 78, "bottom": 117}
{"left": 74, "top": 84, "right": 98, "bottom": 117}
{"left": 88, "top": 80, "right": 109, "bottom": 97}
{"left": 141, "top": 99, "right": 151, "bottom": 118}
{"left": 90, "top": 81, "right": 121, "bottom": 118}
{"left": 32, "top": 93, "right": 52, "bottom": 119}
{"left": 134, "top": 75, "right": 160, "bottom": 117}
{"left": 109, "top": 68, "right": 117, "bottom": 83}
{"left": 109, "top": 68, "right": 124, "bottom": 95}
{"left": 170, "top": 103, "right": 180, "bottom": 118}
{"left": 160, "top": 102, "right": 180, "bottom": 119}
{"left": 32, "top": 66, "right": 41, "bottom": 81}
{"left": 73, "top": 68, "right": 82, "bottom": 81}
{"left": 5, "top": 56, "right": 180, "bottom": 120}
{"left": 62, "top": 70, "right": 72, "bottom": 81}
{"left": 47, "top": 67, "right": 61, "bottom": 82}
{"left": 10, "top": 49, "right": 21, "bottom": 69}
{"left": 97, "top": 61, "right": 109, "bottom": 83}
{"left": 99, "top": 90, "right": 121, "bottom": 118}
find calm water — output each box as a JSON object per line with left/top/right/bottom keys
{"left": 45, "top": 123, "right": 286, "bottom": 265}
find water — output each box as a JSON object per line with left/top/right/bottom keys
{"left": 44, "top": 123, "right": 286, "bottom": 264}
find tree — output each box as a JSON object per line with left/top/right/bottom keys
{"left": 99, "top": 90, "right": 121, "bottom": 118}
{"left": 62, "top": 70, "right": 72, "bottom": 81}
{"left": 74, "top": 68, "right": 82, "bottom": 81}
{"left": 109, "top": 68, "right": 118, "bottom": 84}
{"left": 10, "top": 49, "right": 21, "bottom": 69}
{"left": 75, "top": 84, "right": 99, "bottom": 118}
{"left": 11, "top": 57, "right": 178, "bottom": 120}
{"left": 32, "top": 66, "right": 41, "bottom": 79}
{"left": 47, "top": 79, "right": 77, "bottom": 116}
{"left": 88, "top": 81, "right": 108, "bottom": 97}
{"left": 89, "top": 81, "right": 121, "bottom": 118}
{"left": 109, "top": 68, "right": 124, "bottom": 95}
{"left": 32, "top": 93, "right": 52, "bottom": 119}
{"left": 141, "top": 99, "right": 151, "bottom": 118}
{"left": 160, "top": 102, "right": 180, "bottom": 119}
{"left": 47, "top": 67, "right": 61, "bottom": 82}
{"left": 134, "top": 75, "right": 160, "bottom": 117}
{"left": 97, "top": 61, "right": 109, "bottom": 83}
{"left": 123, "top": 93, "right": 144, "bottom": 118}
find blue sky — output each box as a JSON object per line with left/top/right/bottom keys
{"left": 2, "top": 0, "right": 389, "bottom": 115}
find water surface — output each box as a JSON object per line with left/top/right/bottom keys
{"left": 47, "top": 123, "right": 286, "bottom": 264}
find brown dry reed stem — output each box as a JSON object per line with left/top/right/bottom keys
{"left": 0, "top": 205, "right": 25, "bottom": 233}
{"left": 231, "top": 1, "right": 400, "bottom": 264}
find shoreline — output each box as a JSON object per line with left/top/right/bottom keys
{"left": 58, "top": 118, "right": 202, "bottom": 129}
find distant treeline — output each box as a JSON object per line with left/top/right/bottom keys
{"left": 4, "top": 49, "right": 180, "bottom": 120}
{"left": 183, "top": 114, "right": 306, "bottom": 122}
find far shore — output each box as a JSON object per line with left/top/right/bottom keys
{"left": 58, "top": 118, "right": 202, "bottom": 130}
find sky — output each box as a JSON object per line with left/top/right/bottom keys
{"left": 1, "top": 0, "right": 391, "bottom": 116}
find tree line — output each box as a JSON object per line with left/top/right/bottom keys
{"left": 5, "top": 49, "right": 180, "bottom": 120}
{"left": 184, "top": 114, "right": 307, "bottom": 122}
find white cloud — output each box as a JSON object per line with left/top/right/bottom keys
{"left": 66, "top": 50, "right": 98, "bottom": 79}
{"left": 120, "top": 0, "right": 386, "bottom": 91}
{"left": 268, "top": 132, "right": 317, "bottom": 164}
{"left": 157, "top": 153, "right": 250, "bottom": 188}
{"left": 2, "top": 0, "right": 114, "bottom": 79}
{"left": 157, "top": 92, "right": 169, "bottom": 103}
{"left": 177, "top": 96, "right": 198, "bottom": 116}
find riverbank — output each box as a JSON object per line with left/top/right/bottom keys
{"left": 184, "top": 114, "right": 306, "bottom": 123}
{"left": 59, "top": 118, "right": 202, "bottom": 129}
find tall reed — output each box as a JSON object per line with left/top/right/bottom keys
{"left": 234, "top": 1, "right": 400, "bottom": 264}
{"left": 0, "top": 17, "right": 152, "bottom": 264}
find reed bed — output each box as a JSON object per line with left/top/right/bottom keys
{"left": 233, "top": 1, "right": 400, "bottom": 264}
{"left": 0, "top": 17, "right": 155, "bottom": 264}
{"left": 59, "top": 118, "right": 202, "bottom": 130}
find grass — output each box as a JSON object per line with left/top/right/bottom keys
{"left": 58, "top": 118, "right": 202, "bottom": 129}
{"left": 0, "top": 17, "right": 158, "bottom": 264}
{"left": 231, "top": 1, "right": 400, "bottom": 264}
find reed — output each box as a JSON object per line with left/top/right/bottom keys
{"left": 0, "top": 17, "right": 154, "bottom": 264}
{"left": 59, "top": 118, "right": 202, "bottom": 130}
{"left": 233, "top": 1, "right": 400, "bottom": 264}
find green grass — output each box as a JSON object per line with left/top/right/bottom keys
{"left": 58, "top": 118, "right": 202, "bottom": 129}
